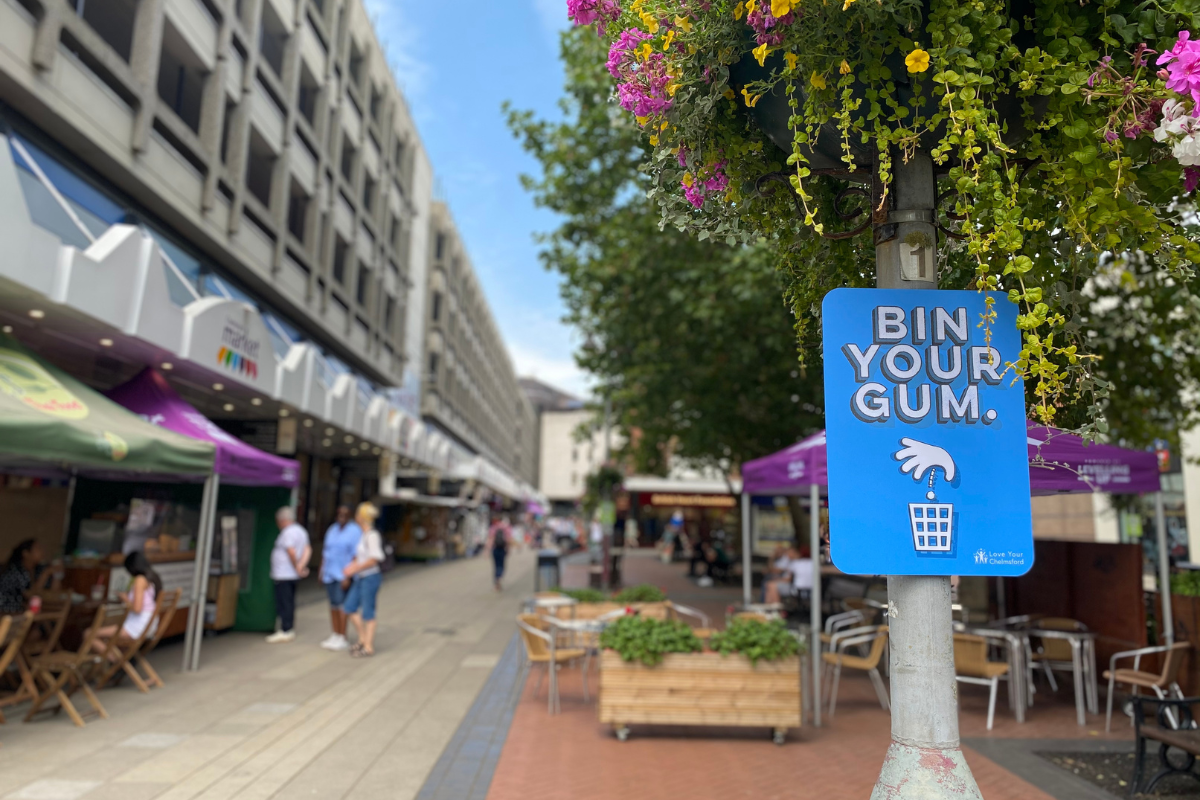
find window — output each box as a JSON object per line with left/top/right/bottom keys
{"left": 220, "top": 101, "right": 237, "bottom": 164}
{"left": 356, "top": 265, "right": 370, "bottom": 305}
{"left": 384, "top": 295, "right": 395, "bottom": 331}
{"left": 428, "top": 352, "right": 439, "bottom": 380}
{"left": 297, "top": 64, "right": 319, "bottom": 125}
{"left": 393, "top": 138, "right": 405, "bottom": 168}
{"left": 156, "top": 21, "right": 208, "bottom": 132}
{"left": 286, "top": 180, "right": 309, "bottom": 242}
{"left": 431, "top": 291, "right": 442, "bottom": 323}
{"left": 369, "top": 85, "right": 383, "bottom": 121}
{"left": 244, "top": 128, "right": 276, "bottom": 207}
{"left": 348, "top": 40, "right": 365, "bottom": 86}
{"left": 332, "top": 234, "right": 349, "bottom": 283}
{"left": 258, "top": 1, "right": 288, "bottom": 78}
{"left": 74, "top": 0, "right": 137, "bottom": 61}
{"left": 434, "top": 232, "right": 446, "bottom": 261}
{"left": 388, "top": 214, "right": 401, "bottom": 249}
{"left": 340, "top": 134, "right": 357, "bottom": 182}
{"left": 361, "top": 173, "right": 376, "bottom": 213}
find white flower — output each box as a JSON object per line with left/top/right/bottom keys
{"left": 1175, "top": 133, "right": 1200, "bottom": 165}
{"left": 1156, "top": 99, "right": 1192, "bottom": 141}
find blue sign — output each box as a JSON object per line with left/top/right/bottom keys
{"left": 821, "top": 289, "right": 1033, "bottom": 576}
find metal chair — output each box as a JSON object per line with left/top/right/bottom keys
{"left": 953, "top": 633, "right": 1011, "bottom": 730}
{"left": 820, "top": 608, "right": 869, "bottom": 652}
{"left": 516, "top": 614, "right": 588, "bottom": 714}
{"left": 1104, "top": 641, "right": 1191, "bottom": 733}
{"left": 1029, "top": 617, "right": 1086, "bottom": 691}
{"left": 822, "top": 625, "right": 890, "bottom": 717}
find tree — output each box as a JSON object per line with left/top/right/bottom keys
{"left": 506, "top": 28, "right": 824, "bottom": 475}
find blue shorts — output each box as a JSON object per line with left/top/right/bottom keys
{"left": 344, "top": 572, "right": 382, "bottom": 621}
{"left": 325, "top": 580, "right": 347, "bottom": 608}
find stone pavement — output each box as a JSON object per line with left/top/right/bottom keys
{"left": 487, "top": 550, "right": 1138, "bottom": 800}
{"left": 0, "top": 550, "right": 536, "bottom": 800}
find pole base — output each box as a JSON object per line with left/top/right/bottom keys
{"left": 871, "top": 742, "right": 983, "bottom": 800}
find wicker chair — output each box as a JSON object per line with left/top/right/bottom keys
{"left": 516, "top": 614, "right": 587, "bottom": 714}
{"left": 1103, "top": 641, "right": 1190, "bottom": 733}
{"left": 822, "top": 625, "right": 890, "bottom": 717}
{"left": 953, "top": 633, "right": 1011, "bottom": 730}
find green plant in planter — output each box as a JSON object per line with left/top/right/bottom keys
{"left": 709, "top": 618, "right": 803, "bottom": 665}
{"left": 612, "top": 584, "right": 667, "bottom": 603}
{"left": 599, "top": 615, "right": 704, "bottom": 665}
{"left": 566, "top": 0, "right": 1200, "bottom": 436}
{"left": 553, "top": 587, "right": 608, "bottom": 603}
{"left": 1171, "top": 570, "right": 1200, "bottom": 597}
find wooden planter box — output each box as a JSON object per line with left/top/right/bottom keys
{"left": 598, "top": 650, "right": 802, "bottom": 743}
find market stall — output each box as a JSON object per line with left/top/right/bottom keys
{"left": 0, "top": 334, "right": 215, "bottom": 655}
{"left": 105, "top": 368, "right": 300, "bottom": 668}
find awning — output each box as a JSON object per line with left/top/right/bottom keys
{"left": 107, "top": 368, "right": 299, "bottom": 487}
{"left": 0, "top": 334, "right": 214, "bottom": 478}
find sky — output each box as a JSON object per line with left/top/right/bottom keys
{"left": 364, "top": 0, "right": 591, "bottom": 398}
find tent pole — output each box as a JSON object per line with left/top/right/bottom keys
{"left": 810, "top": 481, "right": 822, "bottom": 728}
{"left": 1156, "top": 491, "right": 1174, "bottom": 646}
{"left": 183, "top": 474, "right": 220, "bottom": 672}
{"left": 59, "top": 473, "right": 77, "bottom": 557}
{"left": 741, "top": 493, "right": 751, "bottom": 607}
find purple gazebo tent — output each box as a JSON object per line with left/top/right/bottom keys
{"left": 107, "top": 368, "right": 301, "bottom": 670}
{"left": 740, "top": 422, "right": 1166, "bottom": 723}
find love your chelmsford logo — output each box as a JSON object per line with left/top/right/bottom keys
{"left": 217, "top": 321, "right": 260, "bottom": 379}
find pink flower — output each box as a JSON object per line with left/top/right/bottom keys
{"left": 567, "top": 0, "right": 621, "bottom": 33}
{"left": 607, "top": 28, "right": 651, "bottom": 79}
{"left": 677, "top": 145, "right": 689, "bottom": 167}
{"left": 1186, "top": 166, "right": 1200, "bottom": 193}
{"left": 1157, "top": 31, "right": 1200, "bottom": 105}
{"left": 747, "top": 8, "right": 797, "bottom": 46}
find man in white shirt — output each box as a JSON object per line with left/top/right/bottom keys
{"left": 267, "top": 506, "right": 311, "bottom": 643}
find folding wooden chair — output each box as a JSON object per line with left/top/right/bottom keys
{"left": 25, "top": 604, "right": 126, "bottom": 727}
{"left": 1, "top": 604, "right": 66, "bottom": 721}
{"left": 0, "top": 613, "right": 34, "bottom": 725}
{"left": 94, "top": 588, "right": 181, "bottom": 693}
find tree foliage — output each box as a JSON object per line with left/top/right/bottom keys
{"left": 507, "top": 28, "right": 824, "bottom": 471}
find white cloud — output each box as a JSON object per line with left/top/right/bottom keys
{"left": 510, "top": 341, "right": 593, "bottom": 399}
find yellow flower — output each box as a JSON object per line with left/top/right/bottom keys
{"left": 640, "top": 10, "right": 659, "bottom": 33}
{"left": 660, "top": 120, "right": 670, "bottom": 131}
{"left": 810, "top": 71, "right": 827, "bottom": 90}
{"left": 723, "top": 88, "right": 736, "bottom": 100}
{"left": 839, "top": 59, "right": 851, "bottom": 75}
{"left": 638, "top": 42, "right": 653, "bottom": 61}
{"left": 771, "top": 0, "right": 793, "bottom": 15}
{"left": 675, "top": 15, "right": 692, "bottom": 32}
{"left": 682, "top": 172, "right": 695, "bottom": 187}
{"left": 741, "top": 87, "right": 761, "bottom": 107}
{"left": 905, "top": 47, "right": 930, "bottom": 73}
{"left": 636, "top": 115, "right": 651, "bottom": 126}
{"left": 842, "top": 0, "right": 856, "bottom": 9}
{"left": 667, "top": 82, "right": 680, "bottom": 96}
{"left": 663, "top": 29, "right": 677, "bottom": 50}
{"left": 746, "top": 0, "right": 757, "bottom": 13}
{"left": 784, "top": 52, "right": 799, "bottom": 71}
{"left": 631, "top": 0, "right": 643, "bottom": 8}
{"left": 734, "top": 2, "right": 745, "bottom": 20}
{"left": 753, "top": 43, "right": 770, "bottom": 66}
{"left": 649, "top": 134, "right": 659, "bottom": 146}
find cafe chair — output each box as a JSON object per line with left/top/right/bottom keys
{"left": 822, "top": 625, "right": 890, "bottom": 718}
{"left": 25, "top": 604, "right": 126, "bottom": 727}
{"left": 820, "top": 609, "right": 870, "bottom": 652}
{"left": 1029, "top": 617, "right": 1088, "bottom": 691}
{"left": 94, "top": 588, "right": 181, "bottom": 692}
{"left": 1103, "top": 641, "right": 1191, "bottom": 733}
{"left": 0, "top": 613, "right": 33, "bottom": 724}
{"left": 516, "top": 614, "right": 587, "bottom": 715}
{"left": 953, "top": 633, "right": 1011, "bottom": 730}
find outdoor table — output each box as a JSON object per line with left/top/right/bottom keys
{"left": 525, "top": 595, "right": 578, "bottom": 619}
{"left": 958, "top": 624, "right": 1028, "bottom": 724}
{"left": 1030, "top": 628, "right": 1099, "bottom": 725}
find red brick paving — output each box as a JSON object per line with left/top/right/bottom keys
{"left": 492, "top": 551, "right": 1133, "bottom": 800}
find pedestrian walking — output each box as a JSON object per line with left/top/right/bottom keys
{"left": 490, "top": 517, "right": 510, "bottom": 591}
{"left": 319, "top": 505, "right": 361, "bottom": 652}
{"left": 267, "top": 506, "right": 310, "bottom": 643}
{"left": 343, "top": 502, "right": 384, "bottom": 658}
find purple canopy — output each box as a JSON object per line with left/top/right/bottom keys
{"left": 107, "top": 369, "right": 300, "bottom": 487}
{"left": 742, "top": 422, "right": 1159, "bottom": 497}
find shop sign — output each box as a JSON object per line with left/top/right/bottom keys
{"left": 180, "top": 298, "right": 276, "bottom": 394}
{"left": 821, "top": 288, "right": 1033, "bottom": 576}
{"left": 0, "top": 348, "right": 89, "bottom": 419}
{"left": 647, "top": 493, "right": 737, "bottom": 509}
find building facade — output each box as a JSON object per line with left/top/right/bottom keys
{"left": 0, "top": 0, "right": 538, "bottom": 529}
{"left": 538, "top": 408, "right": 613, "bottom": 509}
{"left": 421, "top": 202, "right": 537, "bottom": 488}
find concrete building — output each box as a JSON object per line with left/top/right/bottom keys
{"left": 422, "top": 202, "right": 538, "bottom": 489}
{"left": 519, "top": 376, "right": 583, "bottom": 489}
{"left": 0, "top": 0, "right": 537, "bottom": 525}
{"left": 538, "top": 408, "right": 614, "bottom": 510}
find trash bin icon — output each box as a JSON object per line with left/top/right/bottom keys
{"left": 908, "top": 502, "right": 953, "bottom": 552}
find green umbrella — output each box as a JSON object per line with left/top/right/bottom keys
{"left": 0, "top": 334, "right": 214, "bottom": 476}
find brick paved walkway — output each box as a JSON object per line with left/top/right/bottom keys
{"left": 488, "top": 550, "right": 1135, "bottom": 800}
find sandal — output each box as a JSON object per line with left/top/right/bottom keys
{"left": 349, "top": 643, "right": 364, "bottom": 657}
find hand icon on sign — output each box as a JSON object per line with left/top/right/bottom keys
{"left": 894, "top": 438, "right": 957, "bottom": 483}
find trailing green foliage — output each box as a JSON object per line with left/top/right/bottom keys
{"left": 612, "top": 584, "right": 668, "bottom": 603}
{"left": 708, "top": 618, "right": 803, "bottom": 665}
{"left": 598, "top": 614, "right": 704, "bottom": 666}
